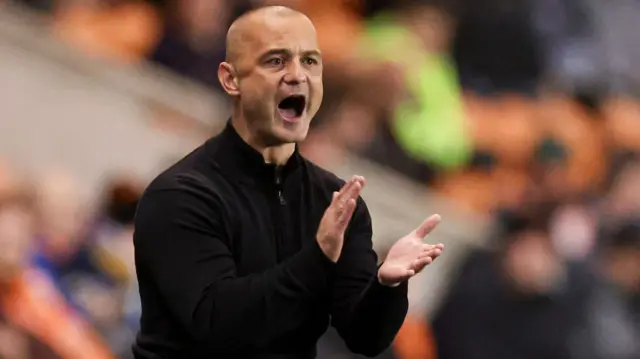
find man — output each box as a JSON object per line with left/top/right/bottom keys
{"left": 132, "top": 6, "right": 444, "bottom": 359}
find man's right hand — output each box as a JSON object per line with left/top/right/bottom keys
{"left": 316, "top": 175, "right": 365, "bottom": 262}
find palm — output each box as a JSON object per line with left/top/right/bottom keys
{"left": 378, "top": 214, "right": 444, "bottom": 286}
{"left": 384, "top": 233, "right": 424, "bottom": 272}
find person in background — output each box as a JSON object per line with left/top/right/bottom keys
{"left": 572, "top": 219, "right": 640, "bottom": 359}
{"left": 87, "top": 175, "right": 143, "bottom": 358}
{"left": 432, "top": 203, "right": 592, "bottom": 359}
{"left": 453, "top": 0, "right": 543, "bottom": 95}
{"left": 150, "top": 0, "right": 234, "bottom": 91}
{"left": 30, "top": 171, "right": 100, "bottom": 314}
{"left": 332, "top": 0, "right": 469, "bottom": 183}
{"left": 0, "top": 183, "right": 115, "bottom": 359}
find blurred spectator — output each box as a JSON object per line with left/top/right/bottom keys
{"left": 453, "top": 0, "right": 543, "bottom": 95}
{"left": 0, "top": 191, "right": 59, "bottom": 359}
{"left": 573, "top": 219, "right": 640, "bottom": 359}
{"left": 303, "top": 1, "right": 471, "bottom": 183}
{"left": 28, "top": 172, "right": 127, "bottom": 355}
{"left": 53, "top": 0, "right": 161, "bottom": 63}
{"left": 432, "top": 204, "right": 593, "bottom": 359}
{"left": 359, "top": 1, "right": 470, "bottom": 174}
{"left": 0, "top": 183, "right": 115, "bottom": 359}
{"left": 536, "top": 0, "right": 640, "bottom": 99}
{"left": 30, "top": 171, "right": 92, "bottom": 310}
{"left": 533, "top": 0, "right": 606, "bottom": 102}
{"left": 149, "top": 0, "right": 235, "bottom": 91}
{"left": 86, "top": 176, "right": 142, "bottom": 357}
{"left": 549, "top": 201, "right": 598, "bottom": 262}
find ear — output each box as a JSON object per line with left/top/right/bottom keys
{"left": 218, "top": 62, "right": 240, "bottom": 96}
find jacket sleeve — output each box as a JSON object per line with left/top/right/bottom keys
{"left": 133, "top": 187, "right": 334, "bottom": 351}
{"left": 330, "top": 198, "right": 409, "bottom": 357}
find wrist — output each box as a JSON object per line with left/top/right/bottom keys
{"left": 377, "top": 270, "right": 400, "bottom": 287}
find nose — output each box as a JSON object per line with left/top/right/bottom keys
{"left": 283, "top": 60, "right": 306, "bottom": 85}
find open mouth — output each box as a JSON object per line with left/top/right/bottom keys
{"left": 277, "top": 95, "right": 306, "bottom": 121}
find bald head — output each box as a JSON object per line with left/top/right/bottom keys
{"left": 225, "top": 6, "right": 314, "bottom": 66}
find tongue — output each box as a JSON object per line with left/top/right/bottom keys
{"left": 278, "top": 107, "right": 298, "bottom": 120}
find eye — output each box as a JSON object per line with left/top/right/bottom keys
{"left": 302, "top": 57, "right": 318, "bottom": 66}
{"left": 266, "top": 57, "right": 284, "bottom": 66}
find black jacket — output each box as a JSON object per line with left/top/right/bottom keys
{"left": 132, "top": 122, "right": 408, "bottom": 359}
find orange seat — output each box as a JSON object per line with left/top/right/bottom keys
{"left": 393, "top": 315, "right": 438, "bottom": 359}
{"left": 434, "top": 169, "right": 495, "bottom": 214}
{"left": 297, "top": 0, "right": 363, "bottom": 63}
{"left": 538, "top": 97, "right": 608, "bottom": 194}
{"left": 466, "top": 94, "right": 541, "bottom": 166}
{"left": 602, "top": 97, "right": 640, "bottom": 151}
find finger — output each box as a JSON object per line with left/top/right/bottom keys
{"left": 345, "top": 179, "right": 363, "bottom": 202}
{"left": 335, "top": 178, "right": 355, "bottom": 202}
{"left": 334, "top": 184, "right": 361, "bottom": 219}
{"left": 330, "top": 182, "right": 353, "bottom": 216}
{"left": 420, "top": 244, "right": 436, "bottom": 252}
{"left": 418, "top": 250, "right": 432, "bottom": 259}
{"left": 412, "top": 256, "right": 433, "bottom": 273}
{"left": 337, "top": 198, "right": 357, "bottom": 229}
{"left": 414, "top": 214, "right": 441, "bottom": 239}
{"left": 337, "top": 180, "right": 362, "bottom": 214}
{"left": 419, "top": 246, "right": 442, "bottom": 259}
{"left": 334, "top": 177, "right": 357, "bottom": 205}
{"left": 343, "top": 176, "right": 365, "bottom": 201}
{"left": 429, "top": 248, "right": 443, "bottom": 259}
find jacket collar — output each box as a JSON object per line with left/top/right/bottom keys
{"left": 206, "top": 120, "right": 302, "bottom": 185}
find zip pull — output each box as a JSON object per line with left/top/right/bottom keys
{"left": 274, "top": 167, "right": 286, "bottom": 205}
{"left": 277, "top": 189, "right": 286, "bottom": 205}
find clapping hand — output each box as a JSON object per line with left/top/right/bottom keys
{"left": 378, "top": 214, "right": 444, "bottom": 286}
{"left": 316, "top": 175, "right": 365, "bottom": 262}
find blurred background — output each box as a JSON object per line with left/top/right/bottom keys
{"left": 0, "top": 0, "right": 639, "bottom": 358}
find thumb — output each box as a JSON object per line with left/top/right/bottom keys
{"left": 414, "top": 214, "right": 441, "bottom": 239}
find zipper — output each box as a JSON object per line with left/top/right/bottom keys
{"left": 274, "top": 167, "right": 286, "bottom": 206}
{"left": 271, "top": 166, "right": 287, "bottom": 262}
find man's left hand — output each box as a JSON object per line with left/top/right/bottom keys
{"left": 378, "top": 214, "right": 444, "bottom": 286}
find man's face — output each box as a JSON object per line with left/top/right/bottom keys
{"left": 227, "top": 15, "right": 323, "bottom": 145}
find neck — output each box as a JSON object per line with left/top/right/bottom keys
{"left": 231, "top": 114, "right": 295, "bottom": 166}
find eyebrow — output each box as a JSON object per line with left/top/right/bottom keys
{"left": 259, "top": 48, "right": 322, "bottom": 60}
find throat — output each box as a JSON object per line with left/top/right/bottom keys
{"left": 263, "top": 144, "right": 295, "bottom": 166}
{"left": 230, "top": 115, "right": 295, "bottom": 165}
